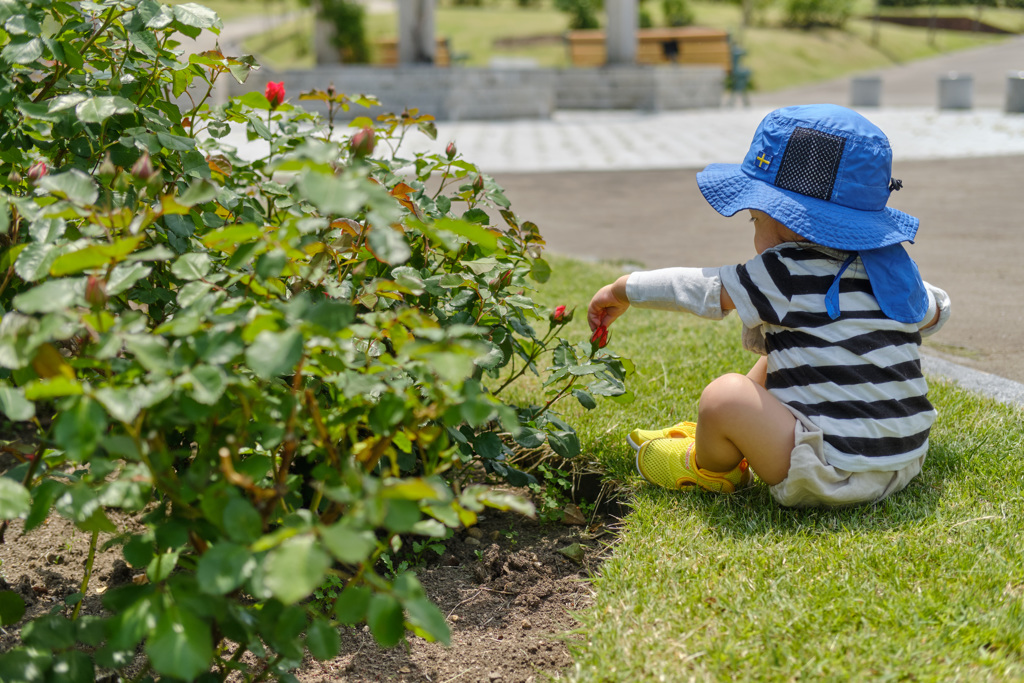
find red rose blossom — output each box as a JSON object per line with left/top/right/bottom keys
{"left": 265, "top": 81, "right": 285, "bottom": 108}
{"left": 553, "top": 305, "right": 567, "bottom": 321}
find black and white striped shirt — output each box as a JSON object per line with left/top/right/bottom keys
{"left": 720, "top": 243, "right": 939, "bottom": 472}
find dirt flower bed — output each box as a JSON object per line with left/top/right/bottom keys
{"left": 0, "top": 487, "right": 618, "bottom": 683}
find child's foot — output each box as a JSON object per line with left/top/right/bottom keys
{"left": 626, "top": 421, "right": 697, "bottom": 452}
{"left": 636, "top": 437, "right": 752, "bottom": 494}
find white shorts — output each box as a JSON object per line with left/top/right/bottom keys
{"left": 769, "top": 413, "right": 926, "bottom": 508}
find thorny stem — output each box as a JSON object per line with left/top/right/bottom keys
{"left": 70, "top": 530, "right": 99, "bottom": 620}
{"left": 494, "top": 325, "right": 559, "bottom": 396}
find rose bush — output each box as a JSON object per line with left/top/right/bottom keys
{"left": 0, "top": 0, "right": 633, "bottom": 679}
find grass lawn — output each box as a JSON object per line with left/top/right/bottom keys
{"left": 518, "top": 256, "right": 1024, "bottom": 681}
{"left": 230, "top": 0, "right": 1019, "bottom": 92}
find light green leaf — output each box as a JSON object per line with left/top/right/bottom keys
{"left": 245, "top": 329, "right": 303, "bottom": 380}
{"left": 50, "top": 236, "right": 145, "bottom": 276}
{"left": 147, "top": 549, "right": 180, "bottom": 583}
{"left": 93, "top": 387, "right": 142, "bottom": 423}
{"left": 172, "top": 3, "right": 222, "bottom": 28}
{"left": 196, "top": 543, "right": 255, "bottom": 595}
{"left": 176, "top": 280, "right": 211, "bottom": 307}
{"left": 0, "top": 479, "right": 31, "bottom": 520}
{"left": 0, "top": 384, "right": 34, "bottom": 421}
{"left": 434, "top": 218, "right": 498, "bottom": 252}
{"left": 146, "top": 605, "right": 213, "bottom": 681}
{"left": 170, "top": 252, "right": 211, "bottom": 280}
{"left": 320, "top": 523, "right": 376, "bottom": 564}
{"left": 107, "top": 263, "right": 152, "bottom": 296}
{"left": 23, "top": 376, "right": 83, "bottom": 400}
{"left": 296, "top": 171, "right": 367, "bottom": 215}
{"left": 262, "top": 534, "right": 331, "bottom": 605}
{"left": 2, "top": 37, "right": 43, "bottom": 64}
{"left": 177, "top": 179, "right": 217, "bottom": 206}
{"left": 75, "top": 96, "right": 134, "bottom": 124}
{"left": 14, "top": 242, "right": 57, "bottom": 281}
{"left": 367, "top": 226, "right": 411, "bottom": 265}
{"left": 405, "top": 597, "right": 450, "bottom": 645}
{"left": 186, "top": 364, "right": 227, "bottom": 405}
{"left": 38, "top": 169, "right": 98, "bottom": 205}
{"left": 128, "top": 30, "right": 159, "bottom": 57}
{"left": 12, "top": 279, "right": 80, "bottom": 314}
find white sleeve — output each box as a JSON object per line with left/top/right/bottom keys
{"left": 919, "top": 282, "right": 951, "bottom": 338}
{"left": 625, "top": 267, "right": 730, "bottom": 320}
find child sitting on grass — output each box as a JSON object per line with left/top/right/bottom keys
{"left": 587, "top": 104, "right": 951, "bottom": 507}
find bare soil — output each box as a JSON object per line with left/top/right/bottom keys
{"left": 0, "top": 492, "right": 618, "bottom": 683}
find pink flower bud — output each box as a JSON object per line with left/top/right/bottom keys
{"left": 131, "top": 152, "right": 155, "bottom": 181}
{"left": 445, "top": 141, "right": 457, "bottom": 160}
{"left": 472, "top": 174, "right": 484, "bottom": 194}
{"left": 265, "top": 81, "right": 286, "bottom": 108}
{"left": 27, "top": 161, "right": 48, "bottom": 182}
{"left": 85, "top": 275, "right": 108, "bottom": 309}
{"left": 350, "top": 127, "right": 376, "bottom": 158}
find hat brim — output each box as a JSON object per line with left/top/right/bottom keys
{"left": 696, "top": 163, "right": 919, "bottom": 251}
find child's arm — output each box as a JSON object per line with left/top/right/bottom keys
{"left": 588, "top": 269, "right": 736, "bottom": 331}
{"left": 919, "top": 281, "right": 951, "bottom": 336}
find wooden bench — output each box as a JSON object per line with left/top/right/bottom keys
{"left": 565, "top": 27, "right": 731, "bottom": 71}
{"left": 374, "top": 38, "right": 451, "bottom": 67}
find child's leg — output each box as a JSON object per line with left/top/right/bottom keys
{"left": 695, "top": 363, "right": 796, "bottom": 486}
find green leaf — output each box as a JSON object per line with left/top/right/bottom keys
{"left": 335, "top": 585, "right": 371, "bottom": 624}
{"left": 547, "top": 430, "right": 581, "bottom": 459}
{"left": 50, "top": 650, "right": 93, "bottom": 683}
{"left": 224, "top": 498, "right": 263, "bottom": 544}
{"left": 0, "top": 384, "right": 34, "bottom": 421}
{"left": 38, "top": 168, "right": 98, "bottom": 205}
{"left": 75, "top": 96, "right": 134, "bottom": 124}
{"left": 296, "top": 171, "right": 367, "bottom": 215}
{"left": 245, "top": 329, "right": 303, "bottom": 380}
{"left": 305, "top": 617, "right": 341, "bottom": 660}
{"left": 262, "top": 534, "right": 331, "bottom": 605}
{"left": 53, "top": 396, "right": 107, "bottom": 462}
{"left": 50, "top": 235, "right": 145, "bottom": 276}
{"left": 367, "top": 225, "right": 411, "bottom": 265}
{"left": 11, "top": 278, "right": 79, "bottom": 313}
{"left": 146, "top": 605, "right": 213, "bottom": 681}
{"left": 1, "top": 37, "right": 42, "bottom": 64}
{"left": 367, "top": 593, "right": 405, "bottom": 647}
{"left": 173, "top": 2, "right": 222, "bottom": 28}
{"left": 26, "top": 480, "right": 65, "bottom": 533}
{"left": 572, "top": 389, "right": 597, "bottom": 410}
{"left": 405, "top": 597, "right": 450, "bottom": 645}
{"left": 14, "top": 242, "right": 57, "bottom": 281}
{"left": 196, "top": 543, "right": 256, "bottom": 595}
{"left": 187, "top": 364, "right": 227, "bottom": 405}
{"left": 0, "top": 479, "right": 30, "bottom": 520}
{"left": 530, "top": 257, "right": 552, "bottom": 284}
{"left": 320, "top": 523, "right": 376, "bottom": 564}
{"left": 0, "top": 591, "right": 26, "bottom": 626}
{"left": 170, "top": 252, "right": 211, "bottom": 280}
{"left": 434, "top": 218, "right": 498, "bottom": 251}
{"left": 177, "top": 179, "right": 217, "bottom": 206}
{"left": 147, "top": 550, "right": 180, "bottom": 583}
{"left": 93, "top": 387, "right": 142, "bottom": 423}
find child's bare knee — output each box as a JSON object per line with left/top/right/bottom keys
{"left": 698, "top": 373, "right": 753, "bottom": 423}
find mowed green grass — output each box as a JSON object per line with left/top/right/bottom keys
{"left": 229, "top": 0, "right": 1017, "bottom": 91}
{"left": 519, "top": 256, "right": 1024, "bottom": 681}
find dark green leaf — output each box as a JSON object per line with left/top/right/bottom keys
{"left": 305, "top": 617, "right": 341, "bottom": 660}
{"left": 367, "top": 593, "right": 404, "bottom": 647}
{"left": 75, "top": 96, "right": 134, "bottom": 124}
{"left": 320, "top": 524, "right": 376, "bottom": 564}
{"left": 224, "top": 498, "right": 263, "bottom": 544}
{"left": 335, "top": 585, "right": 371, "bottom": 624}
{"left": 530, "top": 257, "right": 552, "bottom": 284}
{"left": 53, "top": 397, "right": 106, "bottom": 462}
{"left": 572, "top": 389, "right": 597, "bottom": 410}
{"left": 405, "top": 597, "right": 450, "bottom": 645}
{"left": 0, "top": 591, "right": 25, "bottom": 626}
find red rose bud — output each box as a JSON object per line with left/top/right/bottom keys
{"left": 445, "top": 141, "right": 457, "bottom": 160}
{"left": 550, "top": 305, "right": 574, "bottom": 325}
{"left": 27, "top": 161, "right": 48, "bottom": 182}
{"left": 265, "top": 81, "right": 286, "bottom": 108}
{"left": 472, "top": 174, "right": 484, "bottom": 194}
{"left": 131, "top": 152, "right": 155, "bottom": 181}
{"left": 590, "top": 325, "right": 609, "bottom": 349}
{"left": 85, "top": 275, "right": 108, "bottom": 309}
{"left": 350, "top": 127, "right": 376, "bottom": 158}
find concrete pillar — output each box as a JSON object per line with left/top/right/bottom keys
{"left": 605, "top": 0, "right": 637, "bottom": 65}
{"left": 938, "top": 72, "right": 973, "bottom": 110}
{"left": 850, "top": 76, "right": 881, "bottom": 107}
{"left": 1006, "top": 71, "right": 1024, "bottom": 114}
{"left": 313, "top": 4, "right": 341, "bottom": 66}
{"left": 398, "top": 0, "right": 436, "bottom": 64}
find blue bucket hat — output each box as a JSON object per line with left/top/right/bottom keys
{"left": 695, "top": 104, "right": 927, "bottom": 324}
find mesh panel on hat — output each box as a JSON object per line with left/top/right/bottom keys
{"left": 774, "top": 127, "right": 846, "bottom": 201}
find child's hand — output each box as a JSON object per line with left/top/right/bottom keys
{"left": 587, "top": 275, "right": 630, "bottom": 331}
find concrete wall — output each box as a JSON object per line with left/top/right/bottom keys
{"left": 228, "top": 65, "right": 724, "bottom": 120}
